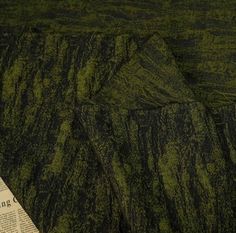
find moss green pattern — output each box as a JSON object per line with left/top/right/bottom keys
{"left": 0, "top": 1, "right": 235, "bottom": 233}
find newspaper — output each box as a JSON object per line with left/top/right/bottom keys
{"left": 0, "top": 177, "right": 39, "bottom": 233}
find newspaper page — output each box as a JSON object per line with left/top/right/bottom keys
{"left": 0, "top": 177, "right": 39, "bottom": 233}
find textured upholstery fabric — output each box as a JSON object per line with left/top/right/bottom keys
{"left": 0, "top": 1, "right": 235, "bottom": 232}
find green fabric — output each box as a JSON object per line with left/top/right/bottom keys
{"left": 0, "top": 1, "right": 235, "bottom": 232}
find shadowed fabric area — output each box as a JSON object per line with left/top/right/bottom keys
{"left": 0, "top": 1, "right": 235, "bottom": 232}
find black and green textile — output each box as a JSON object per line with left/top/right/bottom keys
{"left": 0, "top": 1, "right": 235, "bottom": 232}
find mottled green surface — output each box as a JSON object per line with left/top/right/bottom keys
{"left": 0, "top": 1, "right": 235, "bottom": 233}
{"left": 1, "top": 0, "right": 236, "bottom": 106}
